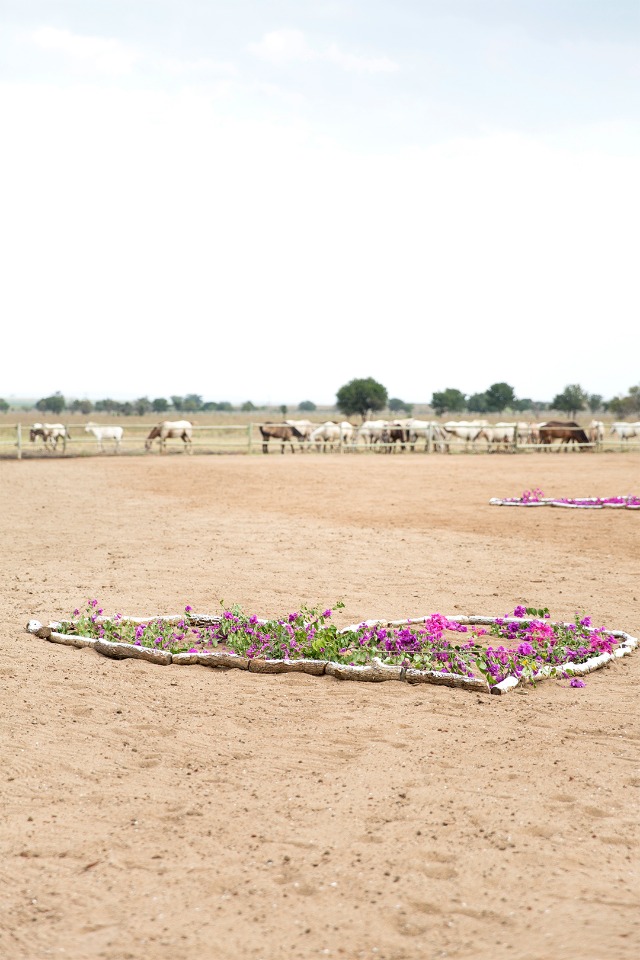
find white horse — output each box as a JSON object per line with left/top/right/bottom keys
{"left": 85, "top": 422, "right": 123, "bottom": 453}
{"left": 145, "top": 420, "right": 193, "bottom": 453}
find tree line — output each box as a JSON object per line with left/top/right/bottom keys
{"left": 335, "top": 379, "right": 640, "bottom": 420}
{"left": 2, "top": 380, "right": 639, "bottom": 420}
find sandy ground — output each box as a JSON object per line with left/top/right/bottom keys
{"left": 1, "top": 452, "right": 639, "bottom": 960}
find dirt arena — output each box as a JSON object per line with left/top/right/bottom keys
{"left": 2, "top": 453, "right": 639, "bottom": 960}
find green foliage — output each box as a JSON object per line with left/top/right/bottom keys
{"left": 336, "top": 377, "right": 388, "bottom": 420}
{"left": 94, "top": 398, "right": 120, "bottom": 413}
{"left": 431, "top": 388, "right": 466, "bottom": 416}
{"left": 170, "top": 395, "right": 184, "bottom": 412}
{"left": 279, "top": 404, "right": 288, "bottom": 416}
{"left": 152, "top": 397, "right": 169, "bottom": 413}
{"left": 587, "top": 394, "right": 603, "bottom": 413}
{"left": 134, "top": 396, "right": 152, "bottom": 416}
{"left": 36, "top": 392, "right": 65, "bottom": 414}
{"left": 552, "top": 384, "right": 588, "bottom": 417}
{"left": 512, "top": 398, "right": 533, "bottom": 412}
{"left": 606, "top": 384, "right": 640, "bottom": 418}
{"left": 241, "top": 400, "right": 257, "bottom": 412}
{"left": 485, "top": 382, "right": 515, "bottom": 412}
{"left": 467, "top": 392, "right": 488, "bottom": 413}
{"left": 388, "top": 397, "right": 413, "bottom": 414}
{"left": 298, "top": 400, "right": 316, "bottom": 412}
{"left": 70, "top": 398, "right": 93, "bottom": 414}
{"left": 0, "top": 398, "right": 9, "bottom": 413}
{"left": 183, "top": 394, "right": 203, "bottom": 412}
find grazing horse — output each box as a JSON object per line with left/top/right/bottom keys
{"left": 538, "top": 421, "right": 590, "bottom": 450}
{"left": 259, "top": 423, "right": 303, "bottom": 454}
{"left": 85, "top": 422, "right": 123, "bottom": 453}
{"left": 145, "top": 420, "right": 193, "bottom": 453}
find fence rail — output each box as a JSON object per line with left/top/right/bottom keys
{"left": 1, "top": 422, "right": 640, "bottom": 459}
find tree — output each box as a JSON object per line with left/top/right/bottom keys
{"left": 95, "top": 398, "right": 121, "bottom": 414}
{"left": 485, "top": 382, "right": 516, "bottom": 413}
{"left": 512, "top": 398, "right": 534, "bottom": 412}
{"left": 0, "top": 398, "right": 9, "bottom": 413}
{"left": 552, "top": 384, "right": 588, "bottom": 418}
{"left": 170, "top": 396, "right": 184, "bottom": 412}
{"left": 336, "top": 377, "right": 388, "bottom": 421}
{"left": 241, "top": 401, "right": 257, "bottom": 412}
{"left": 152, "top": 397, "right": 169, "bottom": 413}
{"left": 431, "top": 388, "right": 466, "bottom": 417}
{"left": 606, "top": 384, "right": 640, "bottom": 418}
{"left": 279, "top": 404, "right": 288, "bottom": 417}
{"left": 36, "top": 392, "right": 65, "bottom": 415}
{"left": 183, "top": 394, "right": 203, "bottom": 412}
{"left": 467, "top": 392, "right": 489, "bottom": 413}
{"left": 133, "top": 396, "right": 152, "bottom": 416}
{"left": 298, "top": 400, "right": 316, "bottom": 412}
{"left": 588, "top": 394, "right": 603, "bottom": 413}
{"left": 388, "top": 397, "right": 414, "bottom": 415}
{"left": 70, "top": 398, "right": 93, "bottom": 414}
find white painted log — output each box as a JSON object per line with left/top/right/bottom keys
{"left": 404, "top": 667, "right": 489, "bottom": 691}
{"left": 49, "top": 632, "right": 98, "bottom": 650}
{"left": 93, "top": 638, "right": 172, "bottom": 665}
{"left": 198, "top": 651, "right": 249, "bottom": 670}
{"left": 325, "top": 663, "right": 404, "bottom": 682}
{"left": 248, "top": 658, "right": 327, "bottom": 676}
{"left": 171, "top": 652, "right": 200, "bottom": 665}
{"left": 491, "top": 676, "right": 520, "bottom": 695}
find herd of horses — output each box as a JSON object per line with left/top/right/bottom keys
{"left": 25, "top": 417, "right": 639, "bottom": 455}
{"left": 258, "top": 418, "right": 607, "bottom": 453}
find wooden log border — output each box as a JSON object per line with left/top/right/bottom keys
{"left": 25, "top": 615, "right": 638, "bottom": 696}
{"left": 490, "top": 496, "right": 640, "bottom": 510}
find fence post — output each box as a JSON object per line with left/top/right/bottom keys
{"left": 513, "top": 422, "right": 518, "bottom": 454}
{"left": 16, "top": 423, "right": 22, "bottom": 460}
{"left": 427, "top": 422, "right": 433, "bottom": 454}
{"left": 247, "top": 423, "right": 253, "bottom": 455}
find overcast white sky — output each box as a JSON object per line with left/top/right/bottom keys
{"left": 1, "top": 1, "right": 638, "bottom": 405}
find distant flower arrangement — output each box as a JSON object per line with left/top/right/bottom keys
{"left": 26, "top": 600, "right": 638, "bottom": 695}
{"left": 491, "top": 489, "right": 640, "bottom": 509}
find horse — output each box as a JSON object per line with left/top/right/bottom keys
{"left": 29, "top": 423, "right": 70, "bottom": 451}
{"left": 145, "top": 420, "right": 193, "bottom": 453}
{"left": 285, "top": 420, "right": 314, "bottom": 451}
{"left": 588, "top": 420, "right": 605, "bottom": 445}
{"left": 538, "top": 421, "right": 590, "bottom": 450}
{"left": 85, "top": 422, "right": 123, "bottom": 453}
{"left": 259, "top": 423, "right": 303, "bottom": 454}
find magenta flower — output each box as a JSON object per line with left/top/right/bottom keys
{"left": 517, "top": 641, "right": 534, "bottom": 656}
{"left": 570, "top": 678, "right": 586, "bottom": 688}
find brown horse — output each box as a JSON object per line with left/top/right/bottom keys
{"left": 259, "top": 423, "right": 303, "bottom": 454}
{"left": 538, "top": 421, "right": 590, "bottom": 450}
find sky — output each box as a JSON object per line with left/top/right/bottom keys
{"left": 1, "top": 1, "right": 639, "bottom": 405}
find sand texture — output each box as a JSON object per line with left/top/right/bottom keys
{"left": 1, "top": 453, "right": 639, "bottom": 960}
